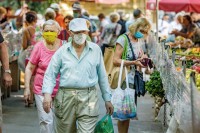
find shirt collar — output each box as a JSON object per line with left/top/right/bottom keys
{"left": 67, "top": 41, "right": 93, "bottom": 51}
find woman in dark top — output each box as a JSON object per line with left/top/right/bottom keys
{"left": 58, "top": 15, "right": 73, "bottom": 41}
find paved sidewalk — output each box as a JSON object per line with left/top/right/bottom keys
{"left": 2, "top": 88, "right": 165, "bottom": 133}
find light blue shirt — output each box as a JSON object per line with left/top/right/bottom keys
{"left": 42, "top": 41, "right": 111, "bottom": 102}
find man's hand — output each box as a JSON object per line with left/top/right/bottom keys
{"left": 43, "top": 93, "right": 52, "bottom": 113}
{"left": 3, "top": 73, "right": 12, "bottom": 88}
{"left": 105, "top": 101, "right": 114, "bottom": 115}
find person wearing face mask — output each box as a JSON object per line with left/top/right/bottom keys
{"left": 72, "top": 2, "right": 98, "bottom": 43}
{"left": 113, "top": 17, "right": 151, "bottom": 133}
{"left": 24, "top": 20, "right": 61, "bottom": 133}
{"left": 42, "top": 18, "right": 113, "bottom": 133}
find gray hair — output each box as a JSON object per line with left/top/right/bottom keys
{"left": 42, "top": 19, "right": 61, "bottom": 31}
{"left": 44, "top": 8, "right": 56, "bottom": 20}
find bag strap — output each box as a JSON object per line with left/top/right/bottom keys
{"left": 144, "top": 39, "right": 148, "bottom": 54}
{"left": 117, "top": 60, "right": 124, "bottom": 88}
{"left": 125, "top": 66, "right": 130, "bottom": 88}
{"left": 114, "top": 34, "right": 130, "bottom": 60}
{"left": 121, "top": 34, "right": 128, "bottom": 60}
{"left": 124, "top": 34, "right": 136, "bottom": 60}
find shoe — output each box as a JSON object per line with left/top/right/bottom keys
{"left": 25, "top": 101, "right": 33, "bottom": 107}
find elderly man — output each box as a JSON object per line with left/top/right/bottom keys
{"left": 42, "top": 18, "right": 113, "bottom": 133}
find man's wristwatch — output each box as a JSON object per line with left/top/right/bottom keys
{"left": 4, "top": 69, "right": 11, "bottom": 74}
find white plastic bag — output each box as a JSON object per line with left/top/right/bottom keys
{"left": 18, "top": 46, "right": 34, "bottom": 72}
{"left": 111, "top": 60, "right": 137, "bottom": 121}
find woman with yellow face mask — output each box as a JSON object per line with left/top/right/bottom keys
{"left": 24, "top": 20, "right": 61, "bottom": 133}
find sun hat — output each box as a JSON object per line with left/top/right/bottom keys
{"left": 69, "top": 18, "right": 89, "bottom": 32}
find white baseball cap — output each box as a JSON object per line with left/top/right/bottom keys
{"left": 69, "top": 18, "right": 89, "bottom": 32}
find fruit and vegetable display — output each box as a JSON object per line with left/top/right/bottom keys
{"left": 185, "top": 69, "right": 200, "bottom": 91}
{"left": 169, "top": 36, "right": 200, "bottom": 91}
{"left": 167, "top": 36, "right": 194, "bottom": 48}
{"left": 176, "top": 47, "right": 200, "bottom": 57}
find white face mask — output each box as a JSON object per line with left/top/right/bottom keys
{"left": 73, "top": 33, "right": 87, "bottom": 45}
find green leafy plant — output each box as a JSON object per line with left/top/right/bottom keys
{"left": 146, "top": 71, "right": 165, "bottom": 98}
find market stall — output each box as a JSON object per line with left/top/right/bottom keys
{"left": 145, "top": 0, "right": 200, "bottom": 132}
{"left": 147, "top": 0, "right": 200, "bottom": 13}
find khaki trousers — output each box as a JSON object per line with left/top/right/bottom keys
{"left": 53, "top": 87, "right": 99, "bottom": 133}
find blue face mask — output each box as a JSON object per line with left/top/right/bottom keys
{"left": 73, "top": 13, "right": 80, "bottom": 18}
{"left": 134, "top": 31, "right": 144, "bottom": 39}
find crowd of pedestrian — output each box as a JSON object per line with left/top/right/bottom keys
{"left": 0, "top": 1, "right": 200, "bottom": 133}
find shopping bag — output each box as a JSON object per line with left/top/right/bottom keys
{"left": 18, "top": 46, "right": 34, "bottom": 72}
{"left": 104, "top": 47, "right": 115, "bottom": 75}
{"left": 104, "top": 48, "right": 130, "bottom": 89}
{"left": 104, "top": 47, "right": 126, "bottom": 89}
{"left": 94, "top": 115, "right": 114, "bottom": 133}
{"left": 134, "top": 70, "right": 146, "bottom": 97}
{"left": 111, "top": 60, "right": 137, "bottom": 121}
{"left": 105, "top": 34, "right": 131, "bottom": 89}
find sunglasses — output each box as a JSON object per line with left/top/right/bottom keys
{"left": 140, "top": 29, "right": 148, "bottom": 34}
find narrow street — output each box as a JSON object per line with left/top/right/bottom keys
{"left": 2, "top": 87, "right": 165, "bottom": 133}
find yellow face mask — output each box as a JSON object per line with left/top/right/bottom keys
{"left": 42, "top": 32, "right": 58, "bottom": 43}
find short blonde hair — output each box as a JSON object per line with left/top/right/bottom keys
{"left": 128, "top": 17, "right": 151, "bottom": 35}
{"left": 110, "top": 12, "right": 120, "bottom": 23}
{"left": 43, "top": 19, "right": 61, "bottom": 31}
{"left": 0, "top": 7, "right": 6, "bottom": 16}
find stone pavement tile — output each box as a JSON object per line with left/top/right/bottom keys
{"left": 112, "top": 120, "right": 164, "bottom": 133}
{"left": 2, "top": 91, "right": 39, "bottom": 133}
{"left": 2, "top": 88, "right": 165, "bottom": 133}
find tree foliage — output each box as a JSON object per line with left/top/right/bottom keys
{"left": 0, "top": 0, "right": 60, "bottom": 14}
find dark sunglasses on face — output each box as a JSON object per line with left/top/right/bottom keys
{"left": 140, "top": 29, "right": 148, "bottom": 34}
